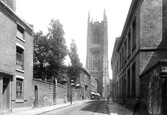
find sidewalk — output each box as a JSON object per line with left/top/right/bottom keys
{"left": 108, "top": 101, "right": 133, "bottom": 115}
{"left": 5, "top": 100, "right": 88, "bottom": 115}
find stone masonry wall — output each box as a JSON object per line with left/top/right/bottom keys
{"left": 139, "top": 0, "right": 167, "bottom": 75}
{"left": 140, "top": 0, "right": 162, "bottom": 50}
{"left": 56, "top": 83, "right": 67, "bottom": 104}
{"left": 0, "top": 11, "right": 16, "bottom": 75}
{"left": 140, "top": 64, "right": 162, "bottom": 115}
{"left": 33, "top": 79, "right": 51, "bottom": 107}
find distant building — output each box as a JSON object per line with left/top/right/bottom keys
{"left": 111, "top": 0, "right": 167, "bottom": 114}
{"left": 75, "top": 68, "right": 91, "bottom": 100}
{"left": 111, "top": 37, "right": 120, "bottom": 102}
{"left": 90, "top": 76, "right": 99, "bottom": 99}
{"left": 109, "top": 79, "right": 113, "bottom": 97}
{"left": 86, "top": 10, "right": 109, "bottom": 99}
{"left": 0, "top": 0, "right": 33, "bottom": 113}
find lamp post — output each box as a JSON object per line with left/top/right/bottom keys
{"left": 70, "top": 79, "right": 75, "bottom": 105}
{"left": 61, "top": 75, "right": 67, "bottom": 85}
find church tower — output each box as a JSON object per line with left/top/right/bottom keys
{"left": 86, "top": 10, "right": 109, "bottom": 98}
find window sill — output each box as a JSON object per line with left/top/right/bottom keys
{"left": 16, "top": 35, "right": 25, "bottom": 43}
{"left": 15, "top": 99, "right": 24, "bottom": 103}
{"left": 16, "top": 68, "right": 25, "bottom": 73}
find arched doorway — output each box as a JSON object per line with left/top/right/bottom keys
{"left": 34, "top": 85, "right": 38, "bottom": 107}
{"left": 162, "top": 79, "right": 167, "bottom": 114}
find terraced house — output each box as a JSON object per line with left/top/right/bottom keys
{"left": 0, "top": 0, "right": 33, "bottom": 113}
{"left": 111, "top": 0, "right": 167, "bottom": 114}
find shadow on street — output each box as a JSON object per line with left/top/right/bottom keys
{"left": 80, "top": 100, "right": 109, "bottom": 114}
{"left": 108, "top": 101, "right": 133, "bottom": 115}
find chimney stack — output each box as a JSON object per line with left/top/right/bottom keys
{"left": 1, "top": 0, "right": 16, "bottom": 12}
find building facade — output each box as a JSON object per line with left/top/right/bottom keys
{"left": 111, "top": 0, "right": 167, "bottom": 114}
{"left": 0, "top": 0, "right": 34, "bottom": 113}
{"left": 90, "top": 76, "right": 97, "bottom": 94}
{"left": 74, "top": 68, "right": 91, "bottom": 100}
{"left": 86, "top": 11, "right": 109, "bottom": 98}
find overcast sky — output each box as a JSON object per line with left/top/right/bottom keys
{"left": 16, "top": 0, "right": 132, "bottom": 79}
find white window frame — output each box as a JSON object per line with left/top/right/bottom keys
{"left": 16, "top": 43, "right": 25, "bottom": 72}
{"left": 16, "top": 75, "right": 24, "bottom": 101}
{"left": 16, "top": 23, "right": 25, "bottom": 42}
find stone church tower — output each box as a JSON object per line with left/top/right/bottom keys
{"left": 86, "top": 10, "right": 109, "bottom": 98}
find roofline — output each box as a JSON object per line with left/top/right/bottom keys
{"left": 116, "top": 0, "right": 143, "bottom": 52}
{"left": 111, "top": 37, "right": 120, "bottom": 64}
{"left": 80, "top": 67, "right": 91, "bottom": 77}
{"left": 0, "top": 1, "right": 33, "bottom": 35}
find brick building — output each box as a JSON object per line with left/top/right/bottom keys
{"left": 0, "top": 0, "right": 34, "bottom": 113}
{"left": 111, "top": 0, "right": 167, "bottom": 114}
{"left": 74, "top": 68, "right": 91, "bottom": 100}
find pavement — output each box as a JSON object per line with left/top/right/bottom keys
{"left": 3, "top": 100, "right": 133, "bottom": 115}
{"left": 108, "top": 100, "right": 133, "bottom": 115}
{"left": 4, "top": 101, "right": 84, "bottom": 115}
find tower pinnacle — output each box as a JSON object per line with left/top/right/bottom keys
{"left": 88, "top": 10, "right": 90, "bottom": 23}
{"left": 103, "top": 8, "right": 107, "bottom": 22}
{"left": 104, "top": 8, "right": 106, "bottom": 16}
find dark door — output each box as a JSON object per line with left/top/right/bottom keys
{"left": 162, "top": 79, "right": 167, "bottom": 114}
{"left": 2, "top": 77, "right": 10, "bottom": 111}
{"left": 53, "top": 84, "right": 56, "bottom": 105}
{"left": 34, "top": 86, "right": 38, "bottom": 107}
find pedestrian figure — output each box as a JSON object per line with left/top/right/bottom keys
{"left": 123, "top": 96, "right": 126, "bottom": 106}
{"left": 133, "top": 97, "right": 140, "bottom": 115}
{"left": 107, "top": 96, "right": 109, "bottom": 103}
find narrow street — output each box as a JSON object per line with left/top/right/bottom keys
{"left": 39, "top": 100, "right": 109, "bottom": 115}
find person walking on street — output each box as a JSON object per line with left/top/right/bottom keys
{"left": 107, "top": 96, "right": 110, "bottom": 104}
{"left": 133, "top": 97, "right": 140, "bottom": 115}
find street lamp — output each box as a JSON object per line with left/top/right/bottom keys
{"left": 70, "top": 79, "right": 75, "bottom": 105}
{"left": 60, "top": 75, "right": 67, "bottom": 85}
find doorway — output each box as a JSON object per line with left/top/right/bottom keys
{"left": 162, "top": 79, "right": 167, "bottom": 114}
{"left": 34, "top": 85, "right": 38, "bottom": 107}
{"left": 53, "top": 80, "right": 56, "bottom": 105}
{"left": 2, "top": 77, "right": 10, "bottom": 111}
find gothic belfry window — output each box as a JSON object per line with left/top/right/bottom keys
{"left": 93, "top": 28, "right": 100, "bottom": 44}
{"left": 92, "top": 51, "right": 100, "bottom": 71}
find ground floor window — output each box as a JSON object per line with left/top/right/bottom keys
{"left": 16, "top": 78, "right": 23, "bottom": 99}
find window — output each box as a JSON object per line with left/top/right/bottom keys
{"left": 120, "top": 78, "right": 123, "bottom": 98}
{"left": 128, "top": 30, "right": 131, "bottom": 56}
{"left": 122, "top": 47, "right": 124, "bottom": 64}
{"left": 16, "top": 24, "right": 24, "bottom": 40}
{"left": 117, "top": 62, "right": 118, "bottom": 74}
{"left": 16, "top": 78, "right": 23, "bottom": 99}
{"left": 120, "top": 53, "right": 121, "bottom": 69}
{"left": 123, "top": 75, "right": 126, "bottom": 96}
{"left": 93, "top": 28, "right": 100, "bottom": 44}
{"left": 124, "top": 40, "right": 127, "bottom": 60}
{"left": 127, "top": 69, "right": 130, "bottom": 97}
{"left": 122, "top": 77, "right": 124, "bottom": 97}
{"left": 132, "top": 63, "right": 136, "bottom": 97}
{"left": 16, "top": 46, "right": 24, "bottom": 70}
{"left": 81, "top": 73, "right": 84, "bottom": 83}
{"left": 132, "top": 18, "right": 136, "bottom": 50}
